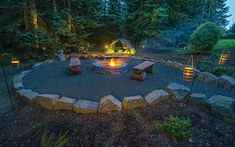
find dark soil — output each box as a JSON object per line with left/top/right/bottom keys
{"left": 0, "top": 101, "right": 234, "bottom": 147}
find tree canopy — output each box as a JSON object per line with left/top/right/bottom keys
{"left": 0, "top": 0, "right": 231, "bottom": 60}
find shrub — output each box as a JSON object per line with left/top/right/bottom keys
{"left": 189, "top": 22, "right": 220, "bottom": 52}
{"left": 41, "top": 132, "right": 69, "bottom": 147}
{"left": 163, "top": 115, "right": 191, "bottom": 140}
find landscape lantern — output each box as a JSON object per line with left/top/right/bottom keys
{"left": 183, "top": 55, "right": 194, "bottom": 81}
{"left": 218, "top": 49, "right": 230, "bottom": 65}
{"left": 0, "top": 53, "right": 20, "bottom": 109}
{"left": 11, "top": 57, "right": 20, "bottom": 68}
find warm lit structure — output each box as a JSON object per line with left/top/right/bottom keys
{"left": 218, "top": 49, "right": 230, "bottom": 65}
{"left": 11, "top": 57, "right": 20, "bottom": 65}
{"left": 183, "top": 55, "right": 194, "bottom": 81}
{"left": 105, "top": 38, "right": 136, "bottom": 55}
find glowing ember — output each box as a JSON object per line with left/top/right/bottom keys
{"left": 109, "top": 58, "right": 117, "bottom": 67}
{"left": 93, "top": 58, "right": 128, "bottom": 74}
{"left": 99, "top": 58, "right": 123, "bottom": 67}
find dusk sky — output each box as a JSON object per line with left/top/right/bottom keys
{"left": 227, "top": 0, "right": 235, "bottom": 28}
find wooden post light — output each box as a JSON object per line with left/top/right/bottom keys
{"left": 183, "top": 55, "right": 194, "bottom": 82}
{"left": 218, "top": 49, "right": 230, "bottom": 65}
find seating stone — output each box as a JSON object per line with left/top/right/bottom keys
{"left": 36, "top": 94, "right": 60, "bottom": 110}
{"left": 122, "top": 95, "right": 147, "bottom": 109}
{"left": 54, "top": 97, "right": 77, "bottom": 110}
{"left": 166, "top": 83, "right": 190, "bottom": 100}
{"left": 207, "top": 95, "right": 235, "bottom": 118}
{"left": 98, "top": 95, "right": 122, "bottom": 113}
{"left": 73, "top": 100, "right": 99, "bottom": 113}
{"left": 145, "top": 89, "right": 170, "bottom": 105}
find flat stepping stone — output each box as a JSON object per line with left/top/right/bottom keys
{"left": 17, "top": 89, "right": 39, "bottom": 104}
{"left": 145, "top": 89, "right": 170, "bottom": 105}
{"left": 207, "top": 95, "right": 235, "bottom": 118}
{"left": 73, "top": 100, "right": 98, "bottom": 113}
{"left": 36, "top": 94, "right": 60, "bottom": 110}
{"left": 98, "top": 95, "right": 122, "bottom": 113}
{"left": 189, "top": 93, "right": 208, "bottom": 105}
{"left": 54, "top": 97, "right": 77, "bottom": 110}
{"left": 122, "top": 95, "right": 146, "bottom": 109}
{"left": 219, "top": 75, "right": 235, "bottom": 90}
{"left": 166, "top": 83, "right": 190, "bottom": 100}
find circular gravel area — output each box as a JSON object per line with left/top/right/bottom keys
{"left": 23, "top": 58, "right": 235, "bottom": 101}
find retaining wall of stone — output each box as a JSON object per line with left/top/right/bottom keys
{"left": 13, "top": 57, "right": 235, "bottom": 119}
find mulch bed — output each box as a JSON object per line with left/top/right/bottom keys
{"left": 0, "top": 101, "right": 234, "bottom": 146}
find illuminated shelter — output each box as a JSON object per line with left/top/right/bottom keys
{"left": 105, "top": 38, "right": 136, "bottom": 55}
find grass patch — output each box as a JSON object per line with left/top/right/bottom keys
{"left": 213, "top": 39, "right": 235, "bottom": 51}
{"left": 154, "top": 115, "right": 191, "bottom": 141}
{"left": 41, "top": 131, "right": 69, "bottom": 147}
{"left": 126, "top": 108, "right": 139, "bottom": 117}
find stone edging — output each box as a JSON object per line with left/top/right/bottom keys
{"left": 132, "top": 56, "right": 235, "bottom": 91}
{"left": 13, "top": 58, "right": 235, "bottom": 119}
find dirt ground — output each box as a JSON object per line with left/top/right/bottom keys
{"left": 0, "top": 101, "right": 234, "bottom": 146}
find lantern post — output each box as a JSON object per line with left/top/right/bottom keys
{"left": 0, "top": 53, "right": 20, "bottom": 110}
{"left": 218, "top": 49, "right": 230, "bottom": 65}
{"left": 183, "top": 54, "right": 201, "bottom": 104}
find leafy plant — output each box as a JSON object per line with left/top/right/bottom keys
{"left": 210, "top": 66, "right": 235, "bottom": 77}
{"left": 163, "top": 115, "right": 191, "bottom": 140}
{"left": 189, "top": 22, "right": 220, "bottom": 52}
{"left": 41, "top": 131, "right": 69, "bottom": 147}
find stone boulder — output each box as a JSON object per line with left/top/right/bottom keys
{"left": 166, "top": 83, "right": 190, "bottom": 100}
{"left": 197, "top": 72, "right": 218, "bottom": 86}
{"left": 207, "top": 95, "right": 235, "bottom": 118}
{"left": 98, "top": 95, "right": 122, "bottom": 113}
{"left": 122, "top": 95, "right": 146, "bottom": 109}
{"left": 13, "top": 82, "right": 24, "bottom": 91}
{"left": 17, "top": 89, "right": 39, "bottom": 104}
{"left": 144, "top": 90, "right": 170, "bottom": 105}
{"left": 172, "top": 62, "right": 184, "bottom": 69}
{"left": 73, "top": 100, "right": 99, "bottom": 113}
{"left": 189, "top": 93, "right": 208, "bottom": 105}
{"left": 218, "top": 75, "right": 235, "bottom": 90}
{"left": 36, "top": 94, "right": 60, "bottom": 110}
{"left": 54, "top": 97, "right": 77, "bottom": 110}
{"left": 13, "top": 73, "right": 25, "bottom": 90}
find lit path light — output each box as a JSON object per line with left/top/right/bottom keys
{"left": 0, "top": 53, "right": 20, "bottom": 109}
{"left": 183, "top": 55, "right": 194, "bottom": 82}
{"left": 218, "top": 49, "right": 230, "bottom": 65}
{"left": 11, "top": 57, "right": 20, "bottom": 68}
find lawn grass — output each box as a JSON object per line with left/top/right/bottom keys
{"left": 213, "top": 39, "right": 235, "bottom": 50}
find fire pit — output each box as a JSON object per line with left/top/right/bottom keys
{"left": 92, "top": 58, "right": 128, "bottom": 74}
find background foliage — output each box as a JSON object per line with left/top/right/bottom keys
{"left": 0, "top": 0, "right": 232, "bottom": 60}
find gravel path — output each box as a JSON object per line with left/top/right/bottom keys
{"left": 23, "top": 58, "right": 235, "bottom": 101}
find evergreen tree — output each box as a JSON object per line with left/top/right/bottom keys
{"left": 227, "top": 23, "right": 235, "bottom": 39}
{"left": 126, "top": 0, "right": 168, "bottom": 42}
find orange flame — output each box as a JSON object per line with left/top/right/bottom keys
{"left": 108, "top": 58, "right": 122, "bottom": 67}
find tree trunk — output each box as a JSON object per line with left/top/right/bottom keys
{"left": 53, "top": 0, "right": 57, "bottom": 13}
{"left": 67, "top": 0, "right": 72, "bottom": 32}
{"left": 30, "top": 0, "right": 38, "bottom": 30}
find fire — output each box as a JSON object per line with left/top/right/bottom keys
{"left": 109, "top": 58, "right": 116, "bottom": 66}
{"left": 108, "top": 58, "right": 122, "bottom": 67}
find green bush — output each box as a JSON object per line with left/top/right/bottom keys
{"left": 189, "top": 22, "right": 220, "bottom": 52}
{"left": 163, "top": 115, "right": 191, "bottom": 140}
{"left": 41, "top": 132, "right": 69, "bottom": 147}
